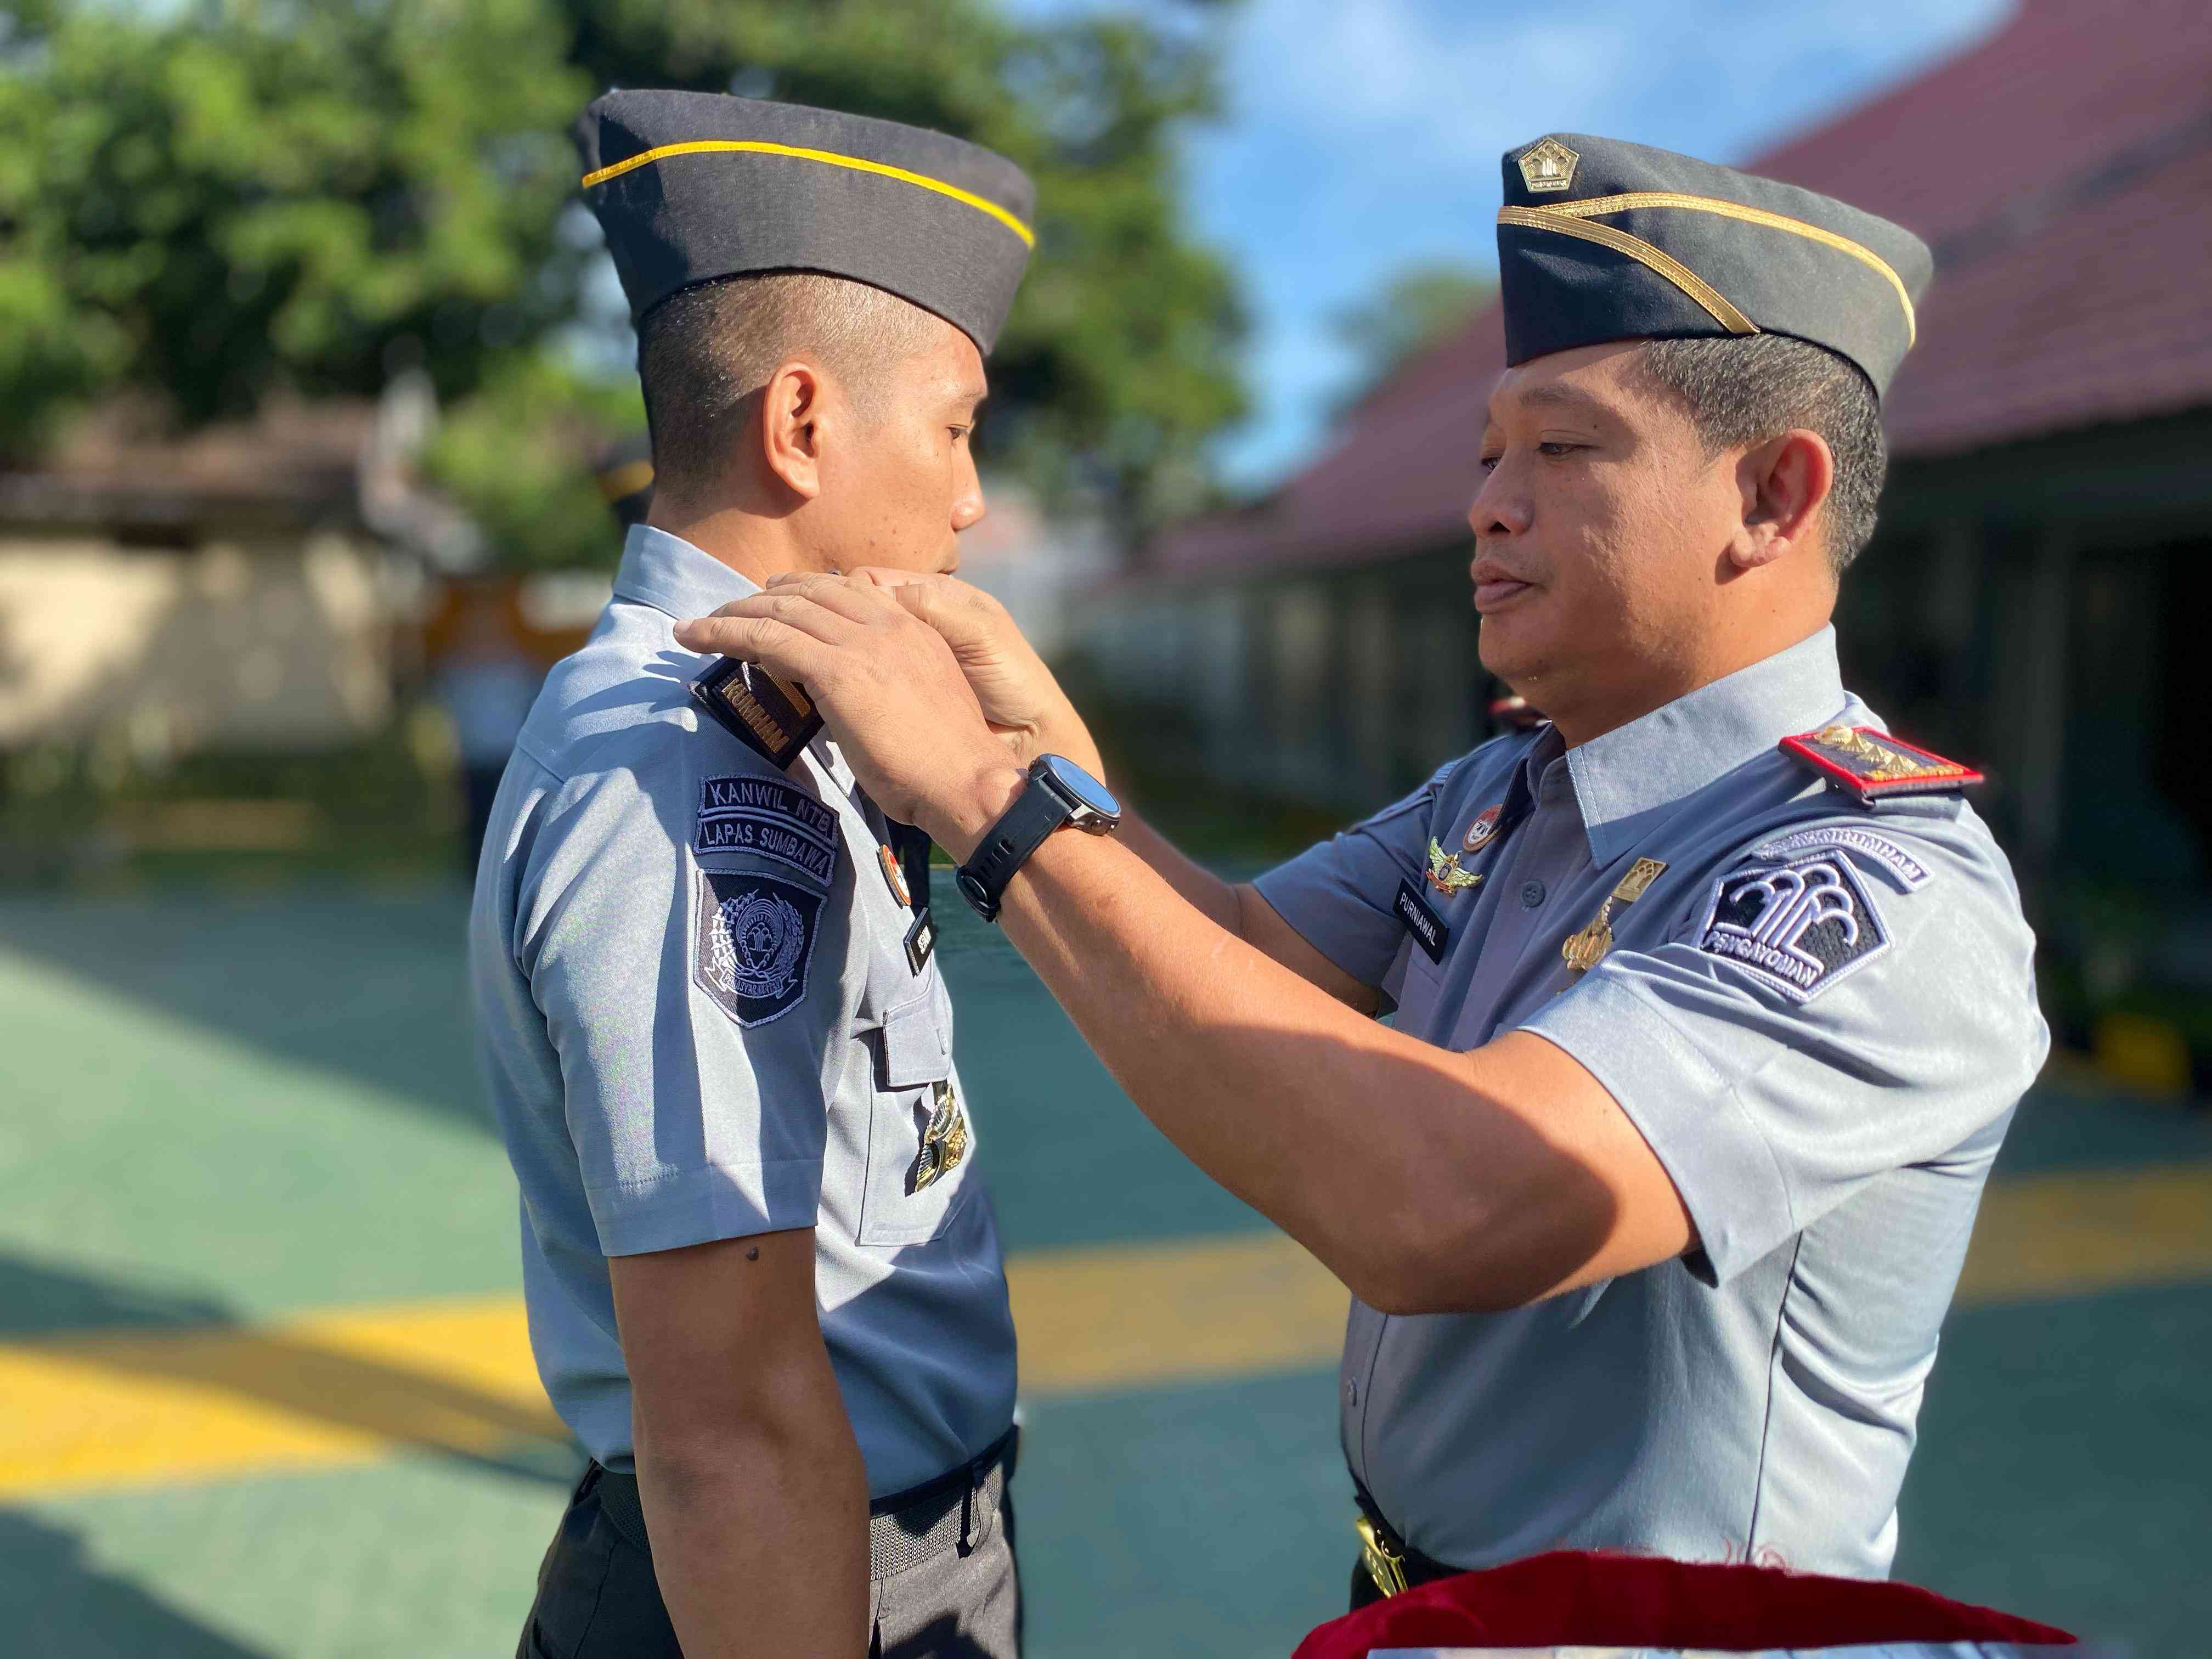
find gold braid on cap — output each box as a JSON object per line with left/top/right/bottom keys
{"left": 1499, "top": 191, "right": 1916, "bottom": 345}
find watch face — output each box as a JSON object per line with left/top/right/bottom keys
{"left": 1038, "top": 754, "right": 1120, "bottom": 817}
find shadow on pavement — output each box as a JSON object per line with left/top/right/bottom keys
{"left": 0, "top": 1509, "right": 274, "bottom": 1658}
{"left": 1, "top": 1249, "right": 576, "bottom": 1490}
{"left": 0, "top": 888, "right": 493, "bottom": 1137}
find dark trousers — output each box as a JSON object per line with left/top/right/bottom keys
{"left": 518, "top": 1462, "right": 1022, "bottom": 1659}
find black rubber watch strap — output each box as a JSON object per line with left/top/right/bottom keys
{"left": 955, "top": 771, "right": 1074, "bottom": 922}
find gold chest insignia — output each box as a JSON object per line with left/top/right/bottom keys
{"left": 1517, "top": 137, "right": 1581, "bottom": 194}
{"left": 1425, "top": 838, "right": 1485, "bottom": 899}
{"left": 1561, "top": 856, "right": 1668, "bottom": 977}
{"left": 911, "top": 1080, "right": 969, "bottom": 1192}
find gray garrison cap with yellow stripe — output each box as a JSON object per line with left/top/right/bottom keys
{"left": 577, "top": 89, "right": 1036, "bottom": 354}
{"left": 1496, "top": 134, "right": 1932, "bottom": 397}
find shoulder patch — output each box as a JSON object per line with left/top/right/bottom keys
{"left": 695, "top": 870, "right": 824, "bottom": 1027}
{"left": 1748, "top": 825, "right": 1932, "bottom": 890}
{"left": 1780, "top": 724, "right": 1982, "bottom": 802}
{"left": 691, "top": 658, "right": 825, "bottom": 770}
{"left": 696, "top": 775, "right": 839, "bottom": 887}
{"left": 1693, "top": 849, "right": 1889, "bottom": 1003}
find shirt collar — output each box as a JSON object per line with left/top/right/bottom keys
{"left": 1565, "top": 626, "right": 1851, "bottom": 866}
{"left": 610, "top": 523, "right": 760, "bottom": 621}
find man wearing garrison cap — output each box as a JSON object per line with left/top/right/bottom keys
{"left": 680, "top": 135, "right": 2047, "bottom": 1606}
{"left": 470, "top": 92, "right": 1037, "bottom": 1657}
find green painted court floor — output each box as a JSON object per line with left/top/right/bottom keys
{"left": 3, "top": 883, "right": 2209, "bottom": 1656}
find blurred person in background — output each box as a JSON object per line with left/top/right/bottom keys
{"left": 596, "top": 431, "right": 656, "bottom": 534}
{"left": 679, "top": 136, "right": 2049, "bottom": 1616}
{"left": 431, "top": 578, "right": 542, "bottom": 877}
{"left": 470, "top": 92, "right": 1037, "bottom": 1659}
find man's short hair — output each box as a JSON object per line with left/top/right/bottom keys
{"left": 637, "top": 272, "right": 943, "bottom": 493}
{"left": 1629, "top": 335, "right": 1887, "bottom": 574}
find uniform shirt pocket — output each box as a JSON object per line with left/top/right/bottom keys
{"left": 856, "top": 979, "right": 970, "bottom": 1247}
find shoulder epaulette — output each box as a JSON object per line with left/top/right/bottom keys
{"left": 1779, "top": 724, "right": 1983, "bottom": 802}
{"left": 691, "top": 657, "right": 823, "bottom": 770}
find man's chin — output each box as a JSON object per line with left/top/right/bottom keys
{"left": 1475, "top": 610, "right": 1550, "bottom": 687}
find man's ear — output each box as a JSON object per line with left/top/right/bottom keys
{"left": 1730, "top": 428, "right": 1833, "bottom": 573}
{"left": 758, "top": 359, "right": 829, "bottom": 500}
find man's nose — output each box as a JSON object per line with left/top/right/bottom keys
{"left": 1466, "top": 467, "right": 1531, "bottom": 540}
{"left": 951, "top": 459, "right": 986, "bottom": 533}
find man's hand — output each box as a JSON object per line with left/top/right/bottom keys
{"left": 673, "top": 577, "right": 1024, "bottom": 859}
{"left": 803, "top": 570, "right": 1107, "bottom": 782}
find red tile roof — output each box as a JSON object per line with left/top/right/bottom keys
{"left": 1149, "top": 0, "right": 2212, "bottom": 581}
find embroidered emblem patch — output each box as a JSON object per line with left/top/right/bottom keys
{"left": 696, "top": 776, "right": 839, "bottom": 886}
{"left": 1462, "top": 805, "right": 1503, "bottom": 853}
{"left": 1694, "top": 851, "right": 1888, "bottom": 1003}
{"left": 694, "top": 871, "right": 824, "bottom": 1027}
{"left": 1395, "top": 878, "right": 1448, "bottom": 963}
{"left": 1779, "top": 725, "right": 1983, "bottom": 802}
{"left": 1750, "top": 825, "right": 1932, "bottom": 891}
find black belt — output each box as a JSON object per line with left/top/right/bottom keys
{"left": 1353, "top": 1482, "right": 1459, "bottom": 1599}
{"left": 585, "top": 1427, "right": 1017, "bottom": 1584}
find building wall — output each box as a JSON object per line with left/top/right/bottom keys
{"left": 0, "top": 531, "right": 392, "bottom": 757}
{"left": 1075, "top": 542, "right": 1485, "bottom": 815}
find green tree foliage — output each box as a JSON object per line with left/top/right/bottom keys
{"left": 420, "top": 354, "right": 645, "bottom": 572}
{"left": 0, "top": 0, "right": 1248, "bottom": 560}
{"left": 1327, "top": 261, "right": 1494, "bottom": 419}
{"left": 0, "top": 0, "right": 589, "bottom": 450}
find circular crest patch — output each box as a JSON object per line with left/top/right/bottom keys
{"left": 1462, "top": 805, "right": 1503, "bottom": 853}
{"left": 694, "top": 871, "right": 824, "bottom": 1026}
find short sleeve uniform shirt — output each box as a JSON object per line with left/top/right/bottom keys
{"left": 469, "top": 526, "right": 1014, "bottom": 1498}
{"left": 1253, "top": 628, "right": 2046, "bottom": 1578}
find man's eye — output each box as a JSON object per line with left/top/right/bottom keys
{"left": 1537, "top": 441, "right": 1579, "bottom": 457}
{"left": 950, "top": 425, "right": 972, "bottom": 441}
{"left": 1478, "top": 454, "right": 1500, "bottom": 472}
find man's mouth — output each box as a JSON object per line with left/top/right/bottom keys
{"left": 1472, "top": 571, "right": 1534, "bottom": 612}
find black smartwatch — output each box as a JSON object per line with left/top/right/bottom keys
{"left": 954, "top": 754, "right": 1121, "bottom": 922}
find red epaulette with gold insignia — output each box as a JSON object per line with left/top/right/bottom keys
{"left": 1779, "top": 724, "right": 1984, "bottom": 802}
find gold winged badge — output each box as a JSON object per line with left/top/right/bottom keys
{"left": 1425, "top": 838, "right": 1484, "bottom": 899}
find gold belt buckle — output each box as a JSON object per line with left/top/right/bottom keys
{"left": 1355, "top": 1514, "right": 1409, "bottom": 1598}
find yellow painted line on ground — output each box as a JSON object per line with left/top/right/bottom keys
{"left": 1008, "top": 1229, "right": 1347, "bottom": 1392}
{"left": 1954, "top": 1161, "right": 2212, "bottom": 1306}
{"left": 0, "top": 1296, "right": 561, "bottom": 1500}
{"left": 4, "top": 1164, "right": 2209, "bottom": 1499}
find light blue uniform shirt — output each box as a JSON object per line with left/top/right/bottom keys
{"left": 469, "top": 526, "right": 1015, "bottom": 1497}
{"left": 1254, "top": 628, "right": 2046, "bottom": 1579}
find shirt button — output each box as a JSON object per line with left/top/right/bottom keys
{"left": 1520, "top": 879, "right": 1547, "bottom": 907}
{"left": 1343, "top": 1378, "right": 1359, "bottom": 1408}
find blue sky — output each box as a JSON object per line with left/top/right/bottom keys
{"left": 1008, "top": 0, "right": 2014, "bottom": 488}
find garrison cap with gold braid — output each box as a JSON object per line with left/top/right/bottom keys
{"left": 576, "top": 89, "right": 1036, "bottom": 354}
{"left": 1497, "top": 134, "right": 1933, "bottom": 397}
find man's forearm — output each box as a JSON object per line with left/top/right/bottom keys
{"left": 635, "top": 1397, "right": 870, "bottom": 1658}
{"left": 991, "top": 828, "right": 1531, "bottom": 1309}
{"left": 1114, "top": 809, "right": 1244, "bottom": 933}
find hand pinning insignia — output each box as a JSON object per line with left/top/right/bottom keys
{"left": 1780, "top": 725, "right": 1983, "bottom": 802}
{"left": 1425, "top": 838, "right": 1485, "bottom": 898}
